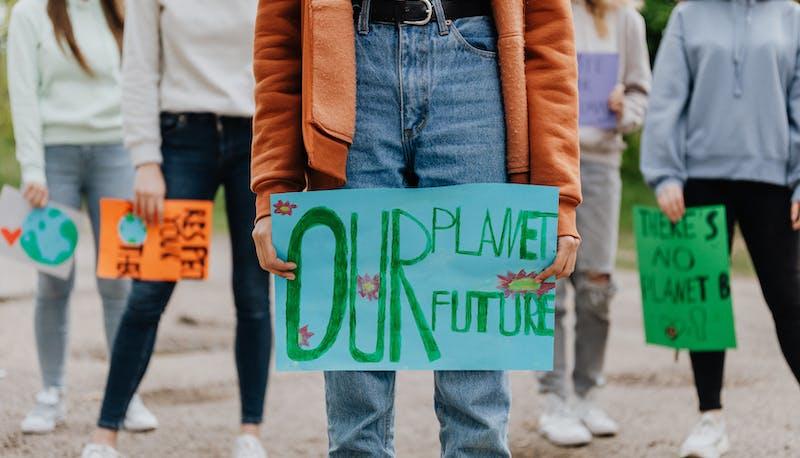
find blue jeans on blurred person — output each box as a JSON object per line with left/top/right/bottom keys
{"left": 96, "top": 114, "right": 271, "bottom": 429}
{"left": 324, "top": 7, "right": 510, "bottom": 457}
{"left": 36, "top": 144, "right": 133, "bottom": 390}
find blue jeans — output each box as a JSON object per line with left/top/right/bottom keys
{"left": 36, "top": 144, "right": 133, "bottom": 389}
{"left": 324, "top": 8, "right": 510, "bottom": 457}
{"left": 97, "top": 114, "right": 271, "bottom": 429}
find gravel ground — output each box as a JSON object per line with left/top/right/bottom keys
{"left": 1, "top": 234, "right": 798, "bottom": 457}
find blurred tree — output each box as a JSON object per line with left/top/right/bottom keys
{"left": 641, "top": 0, "right": 676, "bottom": 62}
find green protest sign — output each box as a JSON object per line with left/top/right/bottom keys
{"left": 634, "top": 205, "right": 736, "bottom": 350}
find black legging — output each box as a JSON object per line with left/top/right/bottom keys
{"left": 683, "top": 179, "right": 800, "bottom": 411}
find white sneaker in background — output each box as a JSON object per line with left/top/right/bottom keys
{"left": 233, "top": 434, "right": 267, "bottom": 458}
{"left": 680, "top": 411, "right": 730, "bottom": 458}
{"left": 0, "top": 368, "right": 6, "bottom": 379}
{"left": 575, "top": 396, "right": 619, "bottom": 436}
{"left": 538, "top": 393, "right": 592, "bottom": 447}
{"left": 123, "top": 394, "right": 159, "bottom": 432}
{"left": 20, "top": 387, "right": 65, "bottom": 434}
{"left": 80, "top": 443, "right": 122, "bottom": 458}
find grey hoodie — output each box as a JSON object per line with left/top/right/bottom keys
{"left": 641, "top": 0, "right": 800, "bottom": 201}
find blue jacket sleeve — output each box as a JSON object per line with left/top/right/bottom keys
{"left": 640, "top": 7, "right": 692, "bottom": 193}
{"left": 789, "top": 26, "right": 800, "bottom": 203}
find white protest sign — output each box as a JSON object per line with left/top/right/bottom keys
{"left": 0, "top": 185, "right": 81, "bottom": 279}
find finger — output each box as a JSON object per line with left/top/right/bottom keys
{"left": 144, "top": 196, "right": 157, "bottom": 226}
{"left": 269, "top": 257, "right": 297, "bottom": 271}
{"left": 560, "top": 249, "right": 579, "bottom": 279}
{"left": 536, "top": 253, "right": 566, "bottom": 283}
{"left": 266, "top": 263, "right": 296, "bottom": 280}
{"left": 155, "top": 196, "right": 165, "bottom": 225}
{"left": 667, "top": 196, "right": 683, "bottom": 223}
{"left": 134, "top": 193, "right": 144, "bottom": 220}
{"left": 666, "top": 201, "right": 680, "bottom": 223}
{"left": 39, "top": 189, "right": 49, "bottom": 207}
{"left": 35, "top": 190, "right": 47, "bottom": 208}
{"left": 675, "top": 193, "right": 686, "bottom": 219}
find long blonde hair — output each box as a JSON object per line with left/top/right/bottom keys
{"left": 584, "top": 0, "right": 642, "bottom": 37}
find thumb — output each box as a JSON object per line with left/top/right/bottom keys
{"left": 792, "top": 202, "right": 799, "bottom": 222}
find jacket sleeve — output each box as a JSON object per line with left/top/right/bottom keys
{"left": 640, "top": 6, "right": 691, "bottom": 195}
{"left": 7, "top": 3, "right": 45, "bottom": 185}
{"left": 122, "top": 0, "right": 163, "bottom": 167}
{"left": 251, "top": 0, "right": 307, "bottom": 220}
{"left": 523, "top": 0, "right": 582, "bottom": 239}
{"left": 618, "top": 8, "right": 652, "bottom": 135}
{"left": 789, "top": 25, "right": 800, "bottom": 203}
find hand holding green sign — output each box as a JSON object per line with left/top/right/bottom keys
{"left": 634, "top": 205, "right": 737, "bottom": 350}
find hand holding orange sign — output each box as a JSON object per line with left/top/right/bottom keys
{"left": 97, "top": 199, "right": 213, "bottom": 281}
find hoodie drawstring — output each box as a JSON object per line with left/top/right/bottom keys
{"left": 733, "top": 0, "right": 753, "bottom": 98}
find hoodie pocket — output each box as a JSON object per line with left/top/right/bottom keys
{"left": 307, "top": 0, "right": 357, "bottom": 143}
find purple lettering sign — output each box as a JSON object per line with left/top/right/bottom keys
{"left": 578, "top": 52, "right": 619, "bottom": 130}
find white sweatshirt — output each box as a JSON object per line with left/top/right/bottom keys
{"left": 7, "top": 0, "right": 123, "bottom": 185}
{"left": 572, "top": 1, "right": 652, "bottom": 166}
{"left": 123, "top": 0, "right": 258, "bottom": 166}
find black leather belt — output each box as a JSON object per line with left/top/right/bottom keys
{"left": 355, "top": 0, "right": 492, "bottom": 25}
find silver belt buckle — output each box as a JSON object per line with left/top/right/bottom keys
{"left": 403, "top": 0, "right": 433, "bottom": 25}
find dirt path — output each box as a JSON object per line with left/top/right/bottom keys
{"left": 1, "top": 235, "right": 798, "bottom": 457}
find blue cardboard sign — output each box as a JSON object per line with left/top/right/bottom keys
{"left": 271, "top": 184, "right": 559, "bottom": 371}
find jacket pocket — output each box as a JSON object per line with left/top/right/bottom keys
{"left": 307, "top": 0, "right": 357, "bottom": 143}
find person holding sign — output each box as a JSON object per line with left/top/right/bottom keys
{"left": 642, "top": 2, "right": 800, "bottom": 457}
{"left": 536, "top": 0, "right": 652, "bottom": 448}
{"left": 82, "top": 2, "right": 272, "bottom": 458}
{"left": 250, "top": 0, "right": 582, "bottom": 456}
{"left": 6, "top": 0, "right": 156, "bottom": 436}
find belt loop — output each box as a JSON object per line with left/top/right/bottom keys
{"left": 357, "top": 0, "right": 372, "bottom": 34}
{"left": 430, "top": 0, "right": 449, "bottom": 35}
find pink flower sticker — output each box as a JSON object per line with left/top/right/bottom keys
{"left": 357, "top": 274, "right": 380, "bottom": 301}
{"left": 273, "top": 200, "right": 297, "bottom": 216}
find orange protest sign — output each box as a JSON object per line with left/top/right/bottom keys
{"left": 97, "top": 199, "right": 213, "bottom": 281}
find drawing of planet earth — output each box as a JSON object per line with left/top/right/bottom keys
{"left": 118, "top": 212, "right": 147, "bottom": 246}
{"left": 20, "top": 207, "right": 78, "bottom": 266}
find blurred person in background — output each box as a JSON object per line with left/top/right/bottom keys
{"left": 536, "top": 0, "right": 651, "bottom": 448}
{"left": 80, "top": 1, "right": 271, "bottom": 457}
{"left": 6, "top": 0, "right": 157, "bottom": 435}
{"left": 642, "top": 1, "right": 800, "bottom": 457}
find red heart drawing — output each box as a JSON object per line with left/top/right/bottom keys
{"left": 1, "top": 227, "right": 22, "bottom": 246}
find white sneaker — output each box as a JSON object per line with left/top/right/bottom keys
{"left": 538, "top": 394, "right": 592, "bottom": 447}
{"left": 80, "top": 443, "right": 122, "bottom": 458}
{"left": 123, "top": 394, "right": 158, "bottom": 432}
{"left": 575, "top": 396, "right": 619, "bottom": 436}
{"left": 20, "top": 387, "right": 65, "bottom": 434}
{"left": 0, "top": 368, "right": 6, "bottom": 379}
{"left": 233, "top": 434, "right": 267, "bottom": 458}
{"left": 680, "top": 411, "right": 730, "bottom": 458}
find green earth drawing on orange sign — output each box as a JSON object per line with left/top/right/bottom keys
{"left": 118, "top": 212, "right": 147, "bottom": 246}
{"left": 20, "top": 207, "right": 78, "bottom": 266}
